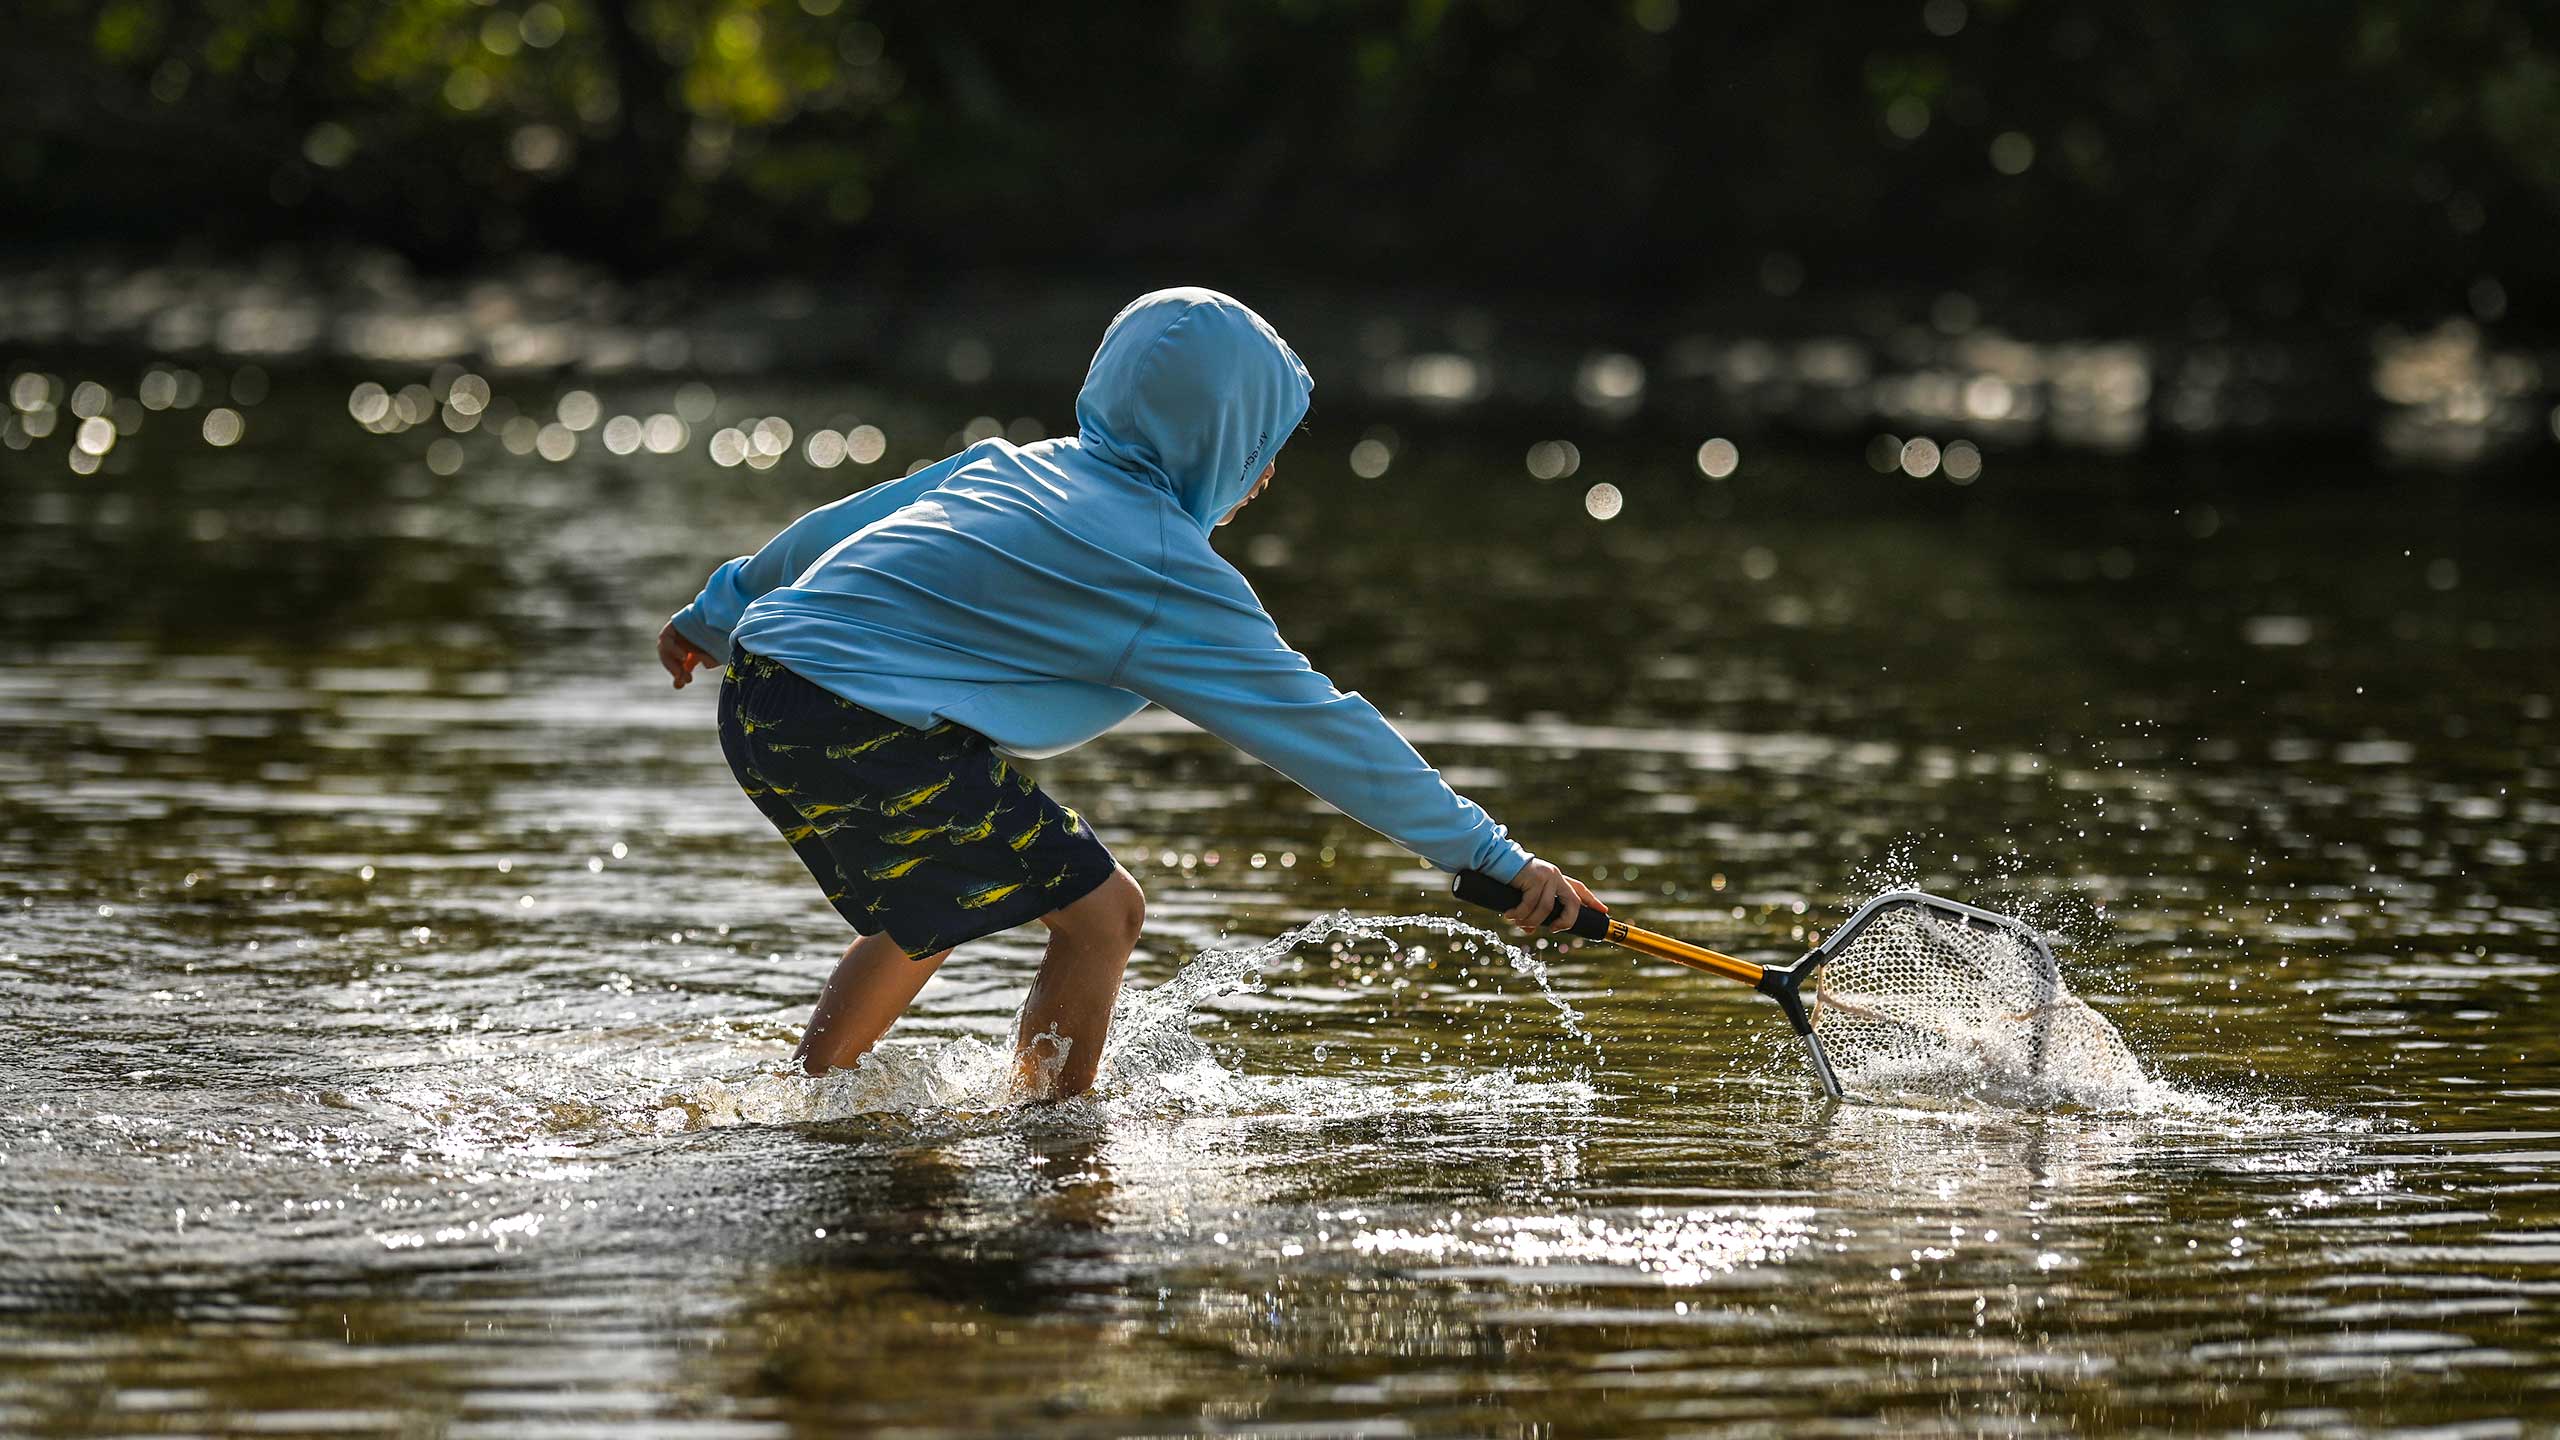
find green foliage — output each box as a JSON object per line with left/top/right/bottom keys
{"left": 5, "top": 0, "right": 2557, "bottom": 324}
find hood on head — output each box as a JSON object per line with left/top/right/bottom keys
{"left": 1073, "top": 288, "right": 1313, "bottom": 532}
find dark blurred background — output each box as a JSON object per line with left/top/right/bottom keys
{"left": 3, "top": 0, "right": 2557, "bottom": 461}
{"left": 12, "top": 1, "right": 2560, "bottom": 320}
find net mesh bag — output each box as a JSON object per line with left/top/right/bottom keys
{"left": 1809, "top": 903, "right": 2149, "bottom": 1107}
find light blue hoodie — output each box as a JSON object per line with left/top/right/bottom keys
{"left": 669, "top": 287, "right": 1530, "bottom": 883}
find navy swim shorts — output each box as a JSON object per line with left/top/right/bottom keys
{"left": 717, "top": 648, "right": 1119, "bottom": 958}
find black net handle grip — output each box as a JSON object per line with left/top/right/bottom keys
{"left": 1451, "top": 870, "right": 1612, "bottom": 940}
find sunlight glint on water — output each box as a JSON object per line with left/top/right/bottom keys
{"left": 0, "top": 368, "right": 2552, "bottom": 1435}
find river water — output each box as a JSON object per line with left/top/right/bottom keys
{"left": 2, "top": 363, "right": 2555, "bottom": 1435}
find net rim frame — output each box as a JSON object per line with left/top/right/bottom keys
{"left": 1788, "top": 888, "right": 2080, "bottom": 1095}
{"left": 1793, "top": 889, "right": 2060, "bottom": 981}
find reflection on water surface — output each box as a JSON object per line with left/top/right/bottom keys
{"left": 0, "top": 360, "right": 2554, "bottom": 1435}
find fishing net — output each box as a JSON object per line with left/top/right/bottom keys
{"left": 1807, "top": 900, "right": 2149, "bottom": 1107}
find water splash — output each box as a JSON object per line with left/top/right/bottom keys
{"left": 1807, "top": 906, "right": 2355, "bottom": 1129}
{"left": 1811, "top": 901, "right": 2158, "bottom": 1112}
{"left": 1109, "top": 908, "right": 1588, "bottom": 1053}
{"left": 660, "top": 911, "right": 1595, "bottom": 1132}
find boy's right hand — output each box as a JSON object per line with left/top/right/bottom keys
{"left": 1502, "top": 857, "right": 1601, "bottom": 934}
{"left": 657, "top": 621, "right": 715, "bottom": 688}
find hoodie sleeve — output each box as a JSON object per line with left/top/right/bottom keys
{"left": 1112, "top": 551, "right": 1531, "bottom": 882}
{"left": 668, "top": 454, "right": 963, "bottom": 657}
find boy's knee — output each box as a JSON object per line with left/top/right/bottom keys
{"left": 1098, "top": 868, "right": 1145, "bottom": 945}
{"left": 1056, "top": 867, "right": 1143, "bottom": 949}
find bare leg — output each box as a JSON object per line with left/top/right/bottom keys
{"left": 1014, "top": 866, "right": 1145, "bottom": 1099}
{"left": 795, "top": 932, "right": 953, "bottom": 1076}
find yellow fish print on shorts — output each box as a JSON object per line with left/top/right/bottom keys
{"left": 824, "top": 729, "right": 907, "bottom": 762}
{"left": 956, "top": 880, "right": 1024, "bottom": 911}
{"left": 988, "top": 754, "right": 1035, "bottom": 794}
{"left": 945, "top": 806, "right": 1004, "bottom": 845}
{"left": 864, "top": 854, "right": 932, "bottom": 881}
{"left": 882, "top": 775, "right": 954, "bottom": 816}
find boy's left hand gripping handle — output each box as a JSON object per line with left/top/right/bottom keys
{"left": 1451, "top": 870, "right": 1612, "bottom": 941}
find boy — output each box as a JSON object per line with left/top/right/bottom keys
{"left": 657, "top": 288, "right": 1595, "bottom": 1098}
